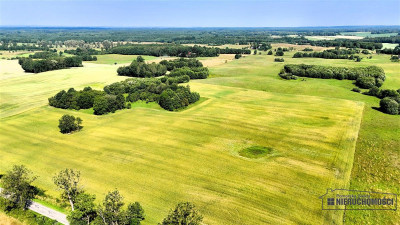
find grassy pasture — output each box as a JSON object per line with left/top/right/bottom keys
{"left": 0, "top": 58, "right": 365, "bottom": 224}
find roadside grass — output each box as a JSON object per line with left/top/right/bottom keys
{"left": 32, "top": 199, "right": 68, "bottom": 214}
{"left": 0, "top": 211, "right": 25, "bottom": 225}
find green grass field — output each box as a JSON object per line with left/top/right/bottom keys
{"left": 91, "top": 54, "right": 157, "bottom": 64}
{"left": 0, "top": 48, "right": 399, "bottom": 224}
{"left": 381, "top": 43, "right": 399, "bottom": 49}
{"left": 340, "top": 32, "right": 399, "bottom": 38}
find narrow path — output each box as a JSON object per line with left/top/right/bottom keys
{"left": 0, "top": 188, "right": 69, "bottom": 225}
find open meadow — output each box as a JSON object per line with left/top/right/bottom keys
{"left": 0, "top": 50, "right": 372, "bottom": 224}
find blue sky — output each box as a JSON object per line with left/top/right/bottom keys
{"left": 0, "top": 0, "right": 399, "bottom": 27}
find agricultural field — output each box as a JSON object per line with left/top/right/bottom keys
{"left": 0, "top": 58, "right": 363, "bottom": 224}
{"left": 2, "top": 40, "right": 399, "bottom": 224}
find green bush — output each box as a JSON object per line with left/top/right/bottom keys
{"left": 356, "top": 76, "right": 376, "bottom": 89}
{"left": 380, "top": 97, "right": 399, "bottom": 115}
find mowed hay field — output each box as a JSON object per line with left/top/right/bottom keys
{"left": 0, "top": 55, "right": 366, "bottom": 224}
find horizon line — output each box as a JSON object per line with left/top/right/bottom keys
{"left": 1, "top": 25, "right": 400, "bottom": 29}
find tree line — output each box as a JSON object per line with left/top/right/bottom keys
{"left": 18, "top": 56, "right": 82, "bottom": 73}
{"left": 279, "top": 64, "right": 400, "bottom": 115}
{"left": 279, "top": 64, "right": 385, "bottom": 89}
{"left": 0, "top": 165, "right": 203, "bottom": 225}
{"left": 293, "top": 48, "right": 361, "bottom": 60}
{"left": 377, "top": 45, "right": 400, "bottom": 55}
{"left": 108, "top": 44, "right": 250, "bottom": 57}
{"left": 310, "top": 40, "right": 383, "bottom": 50}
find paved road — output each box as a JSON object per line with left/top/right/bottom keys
{"left": 0, "top": 188, "right": 69, "bottom": 225}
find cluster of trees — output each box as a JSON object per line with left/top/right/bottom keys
{"left": 251, "top": 42, "right": 272, "bottom": 51}
{"left": 49, "top": 87, "right": 126, "bottom": 115}
{"left": 279, "top": 64, "right": 385, "bottom": 89}
{"left": 108, "top": 44, "right": 250, "bottom": 57}
{"left": 293, "top": 48, "right": 360, "bottom": 60}
{"left": 117, "top": 57, "right": 167, "bottom": 77}
{"left": 109, "top": 44, "right": 219, "bottom": 57}
{"left": 274, "top": 58, "right": 284, "bottom": 62}
{"left": 18, "top": 56, "right": 82, "bottom": 73}
{"left": 58, "top": 115, "right": 82, "bottom": 134}
{"left": 49, "top": 87, "right": 105, "bottom": 110}
{"left": 310, "top": 40, "right": 383, "bottom": 50}
{"left": 168, "top": 67, "right": 209, "bottom": 79}
{"left": 159, "top": 58, "right": 203, "bottom": 70}
{"left": 363, "top": 87, "right": 400, "bottom": 115}
{"left": 64, "top": 48, "right": 99, "bottom": 61}
{"left": 160, "top": 58, "right": 209, "bottom": 80}
{"left": 49, "top": 77, "right": 201, "bottom": 113}
{"left": 106, "top": 78, "right": 200, "bottom": 111}
{"left": 377, "top": 45, "right": 400, "bottom": 55}
{"left": 1, "top": 165, "right": 204, "bottom": 225}
{"left": 219, "top": 48, "right": 251, "bottom": 54}
{"left": 28, "top": 51, "right": 58, "bottom": 59}
{"left": 0, "top": 165, "right": 58, "bottom": 225}
{"left": 52, "top": 168, "right": 147, "bottom": 225}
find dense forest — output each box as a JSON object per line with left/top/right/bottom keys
{"left": 1, "top": 27, "right": 398, "bottom": 48}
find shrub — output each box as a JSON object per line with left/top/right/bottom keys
{"left": 352, "top": 87, "right": 361, "bottom": 93}
{"left": 274, "top": 58, "right": 284, "bottom": 62}
{"left": 160, "top": 202, "right": 202, "bottom": 225}
{"left": 58, "top": 114, "right": 82, "bottom": 133}
{"left": 356, "top": 76, "right": 376, "bottom": 89}
{"left": 364, "top": 86, "right": 380, "bottom": 97}
{"left": 234, "top": 54, "right": 242, "bottom": 59}
{"left": 275, "top": 50, "right": 284, "bottom": 56}
{"left": 380, "top": 97, "right": 399, "bottom": 115}
{"left": 379, "top": 89, "right": 400, "bottom": 99}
